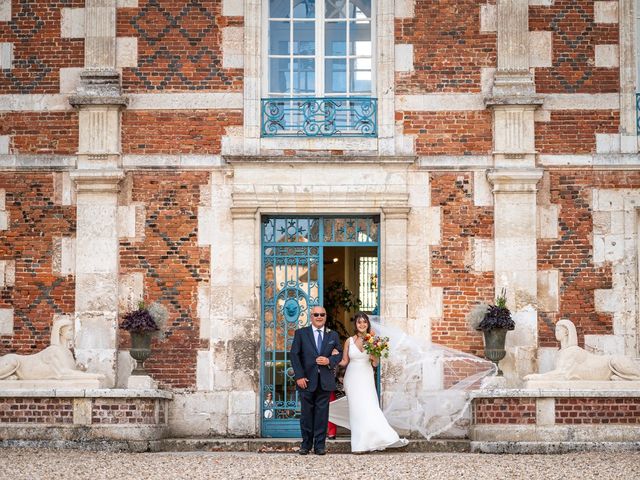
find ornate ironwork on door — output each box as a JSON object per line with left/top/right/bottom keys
{"left": 261, "top": 216, "right": 379, "bottom": 437}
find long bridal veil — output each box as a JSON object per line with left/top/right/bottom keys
{"left": 370, "top": 319, "right": 497, "bottom": 440}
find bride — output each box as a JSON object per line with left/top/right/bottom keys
{"left": 329, "top": 311, "right": 408, "bottom": 453}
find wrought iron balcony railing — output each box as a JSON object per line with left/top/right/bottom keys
{"left": 261, "top": 97, "right": 377, "bottom": 137}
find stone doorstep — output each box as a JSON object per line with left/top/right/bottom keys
{"left": 471, "top": 441, "right": 640, "bottom": 454}
{"left": 158, "top": 438, "right": 471, "bottom": 454}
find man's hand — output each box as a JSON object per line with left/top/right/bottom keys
{"left": 331, "top": 349, "right": 339, "bottom": 356}
{"left": 316, "top": 356, "right": 330, "bottom": 366}
{"left": 296, "top": 378, "right": 308, "bottom": 389}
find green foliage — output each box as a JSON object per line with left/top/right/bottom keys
{"left": 323, "top": 280, "right": 361, "bottom": 341}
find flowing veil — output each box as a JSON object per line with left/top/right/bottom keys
{"left": 370, "top": 319, "right": 497, "bottom": 439}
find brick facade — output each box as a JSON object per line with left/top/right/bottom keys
{"left": 473, "top": 397, "right": 537, "bottom": 425}
{"left": 555, "top": 398, "right": 640, "bottom": 424}
{"left": 119, "top": 172, "right": 210, "bottom": 389}
{"left": 0, "top": 173, "right": 76, "bottom": 355}
{"left": 0, "top": 113, "right": 79, "bottom": 155}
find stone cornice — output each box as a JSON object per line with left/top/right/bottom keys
{"left": 224, "top": 155, "right": 416, "bottom": 165}
{"left": 70, "top": 169, "right": 124, "bottom": 194}
{"left": 487, "top": 168, "right": 544, "bottom": 193}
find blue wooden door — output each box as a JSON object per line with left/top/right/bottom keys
{"left": 260, "top": 216, "right": 379, "bottom": 437}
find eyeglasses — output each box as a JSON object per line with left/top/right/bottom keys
{"left": 312, "top": 313, "right": 326, "bottom": 317}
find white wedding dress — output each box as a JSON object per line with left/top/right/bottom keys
{"left": 329, "top": 337, "right": 408, "bottom": 453}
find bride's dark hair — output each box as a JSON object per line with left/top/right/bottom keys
{"left": 352, "top": 311, "right": 371, "bottom": 334}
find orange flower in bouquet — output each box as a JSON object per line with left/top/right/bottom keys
{"left": 362, "top": 333, "right": 390, "bottom": 358}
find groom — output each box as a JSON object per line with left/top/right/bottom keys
{"left": 290, "top": 305, "right": 342, "bottom": 455}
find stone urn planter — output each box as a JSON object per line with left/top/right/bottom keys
{"left": 120, "top": 303, "right": 159, "bottom": 377}
{"left": 474, "top": 289, "right": 514, "bottom": 376}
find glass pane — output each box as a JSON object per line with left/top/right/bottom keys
{"left": 293, "top": 59, "right": 315, "bottom": 93}
{"left": 325, "top": 22, "right": 347, "bottom": 56}
{"left": 349, "top": 20, "right": 371, "bottom": 56}
{"left": 325, "top": 59, "right": 347, "bottom": 93}
{"left": 269, "top": 21, "right": 290, "bottom": 55}
{"left": 270, "top": 0, "right": 290, "bottom": 18}
{"left": 349, "top": 0, "right": 371, "bottom": 18}
{"left": 350, "top": 58, "right": 371, "bottom": 92}
{"left": 269, "top": 58, "right": 290, "bottom": 93}
{"left": 325, "top": 0, "right": 347, "bottom": 18}
{"left": 293, "top": 0, "right": 315, "bottom": 18}
{"left": 293, "top": 21, "right": 315, "bottom": 55}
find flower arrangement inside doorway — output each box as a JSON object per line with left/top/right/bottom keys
{"left": 468, "top": 289, "right": 514, "bottom": 375}
{"left": 120, "top": 302, "right": 162, "bottom": 376}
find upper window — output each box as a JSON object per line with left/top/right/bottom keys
{"left": 267, "top": 0, "right": 374, "bottom": 97}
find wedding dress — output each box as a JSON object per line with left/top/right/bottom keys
{"left": 329, "top": 337, "right": 408, "bottom": 453}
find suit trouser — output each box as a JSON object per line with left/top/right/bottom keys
{"left": 299, "top": 385, "right": 331, "bottom": 451}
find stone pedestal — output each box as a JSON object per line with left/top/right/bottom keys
{"left": 127, "top": 375, "right": 158, "bottom": 390}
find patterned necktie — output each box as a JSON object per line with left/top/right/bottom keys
{"left": 316, "top": 329, "right": 323, "bottom": 351}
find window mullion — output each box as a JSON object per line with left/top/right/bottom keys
{"left": 317, "top": 1, "right": 324, "bottom": 97}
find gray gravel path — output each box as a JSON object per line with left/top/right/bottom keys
{"left": 1, "top": 449, "right": 639, "bottom": 480}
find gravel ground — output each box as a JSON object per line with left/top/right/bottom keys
{"left": 1, "top": 449, "right": 639, "bottom": 480}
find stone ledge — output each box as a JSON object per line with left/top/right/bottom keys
{"left": 471, "top": 441, "right": 640, "bottom": 454}
{"left": 0, "top": 388, "right": 173, "bottom": 399}
{"left": 471, "top": 388, "right": 640, "bottom": 398}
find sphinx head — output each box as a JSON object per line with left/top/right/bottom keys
{"left": 555, "top": 319, "right": 578, "bottom": 348}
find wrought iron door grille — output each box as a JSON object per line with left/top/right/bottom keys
{"left": 261, "top": 97, "right": 378, "bottom": 137}
{"left": 637, "top": 93, "right": 640, "bottom": 135}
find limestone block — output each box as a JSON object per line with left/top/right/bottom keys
{"left": 169, "top": 392, "right": 229, "bottom": 437}
{"left": 72, "top": 348, "right": 116, "bottom": 388}
{"left": 596, "top": 133, "right": 620, "bottom": 153}
{"left": 534, "top": 109, "right": 551, "bottom": 122}
{"left": 213, "top": 369, "right": 232, "bottom": 391}
{"left": 480, "top": 68, "right": 495, "bottom": 95}
{"left": 0, "top": 308, "right": 13, "bottom": 335}
{"left": 595, "top": 45, "right": 619, "bottom": 68}
{"left": 473, "top": 170, "right": 493, "bottom": 206}
{"left": 537, "top": 347, "right": 558, "bottom": 374}
{"left": 594, "top": 2, "right": 618, "bottom": 23}
{"left": 116, "top": 350, "right": 135, "bottom": 388}
{"left": 536, "top": 398, "right": 555, "bottom": 426}
{"left": 197, "top": 350, "right": 213, "bottom": 391}
{"left": 424, "top": 207, "right": 441, "bottom": 246}
{"left": 537, "top": 270, "right": 559, "bottom": 312}
{"left": 116, "top": 37, "right": 138, "bottom": 68}
{"left": 60, "top": 8, "right": 85, "bottom": 38}
{"left": 222, "top": 0, "right": 243, "bottom": 16}
{"left": 53, "top": 172, "right": 75, "bottom": 206}
{"left": 59, "top": 67, "right": 83, "bottom": 94}
{"left": 505, "top": 306, "right": 537, "bottom": 349}
{"left": 0, "top": 0, "right": 10, "bottom": 21}
{"left": 198, "top": 282, "right": 211, "bottom": 340}
{"left": 592, "top": 211, "right": 611, "bottom": 235}
{"left": 75, "top": 311, "right": 118, "bottom": 350}
{"left": 603, "top": 234, "right": 624, "bottom": 262}
{"left": 230, "top": 390, "right": 256, "bottom": 415}
{"left": 0, "top": 260, "right": 15, "bottom": 287}
{"left": 0, "top": 42, "right": 12, "bottom": 69}
{"left": 52, "top": 236, "right": 76, "bottom": 276}
{"left": 394, "top": 0, "right": 415, "bottom": 18}
{"left": 620, "top": 134, "right": 637, "bottom": 154}
{"left": 117, "top": 205, "right": 144, "bottom": 239}
{"left": 594, "top": 288, "right": 617, "bottom": 313}
{"left": 127, "top": 374, "right": 157, "bottom": 389}
{"left": 0, "top": 135, "right": 9, "bottom": 154}
{"left": 609, "top": 210, "right": 624, "bottom": 235}
{"left": 222, "top": 27, "right": 243, "bottom": 68}
{"left": 117, "top": 0, "right": 138, "bottom": 7}
{"left": 528, "top": 0, "right": 554, "bottom": 6}
{"left": 472, "top": 238, "right": 494, "bottom": 272}
{"left": 584, "top": 334, "right": 625, "bottom": 355}
{"left": 73, "top": 398, "right": 92, "bottom": 425}
{"left": 118, "top": 272, "right": 144, "bottom": 312}
{"left": 198, "top": 206, "right": 214, "bottom": 246}
{"left": 75, "top": 273, "right": 119, "bottom": 311}
{"left": 529, "top": 31, "right": 552, "bottom": 68}
{"left": 228, "top": 413, "right": 257, "bottom": 436}
{"left": 537, "top": 204, "right": 559, "bottom": 239}
{"left": 394, "top": 44, "right": 414, "bottom": 72}
{"left": 480, "top": 4, "right": 496, "bottom": 32}
{"left": 592, "top": 234, "right": 605, "bottom": 264}
{"left": 594, "top": 189, "right": 623, "bottom": 211}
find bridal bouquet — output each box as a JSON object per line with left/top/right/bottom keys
{"left": 363, "top": 333, "right": 390, "bottom": 358}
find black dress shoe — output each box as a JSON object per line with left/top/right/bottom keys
{"left": 298, "top": 448, "right": 310, "bottom": 455}
{"left": 314, "top": 449, "right": 326, "bottom": 455}
{"left": 327, "top": 435, "right": 336, "bottom": 440}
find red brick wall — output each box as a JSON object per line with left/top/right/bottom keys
{"left": 117, "top": 1, "right": 243, "bottom": 92}
{"left": 402, "top": 111, "right": 492, "bottom": 156}
{"left": 535, "top": 111, "right": 619, "bottom": 154}
{"left": 119, "top": 172, "right": 210, "bottom": 389}
{"left": 0, "top": 2, "right": 84, "bottom": 94}
{"left": 0, "top": 174, "right": 76, "bottom": 355}
{"left": 473, "top": 398, "right": 537, "bottom": 425}
{"left": 122, "top": 110, "right": 242, "bottom": 154}
{"left": 555, "top": 398, "right": 640, "bottom": 424}
{"left": 530, "top": 2, "right": 619, "bottom": 94}
{"left": 92, "top": 398, "right": 158, "bottom": 425}
{"left": 0, "top": 113, "right": 79, "bottom": 155}
{"left": 536, "top": 171, "right": 640, "bottom": 346}
{"left": 0, "top": 398, "right": 73, "bottom": 424}
{"left": 430, "top": 172, "right": 494, "bottom": 356}
{"left": 395, "top": 0, "right": 496, "bottom": 94}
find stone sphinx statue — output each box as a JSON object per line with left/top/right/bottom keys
{"left": 524, "top": 319, "right": 640, "bottom": 386}
{"left": 0, "top": 317, "right": 105, "bottom": 387}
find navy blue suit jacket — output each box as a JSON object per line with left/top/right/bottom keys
{"left": 290, "top": 326, "right": 342, "bottom": 392}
